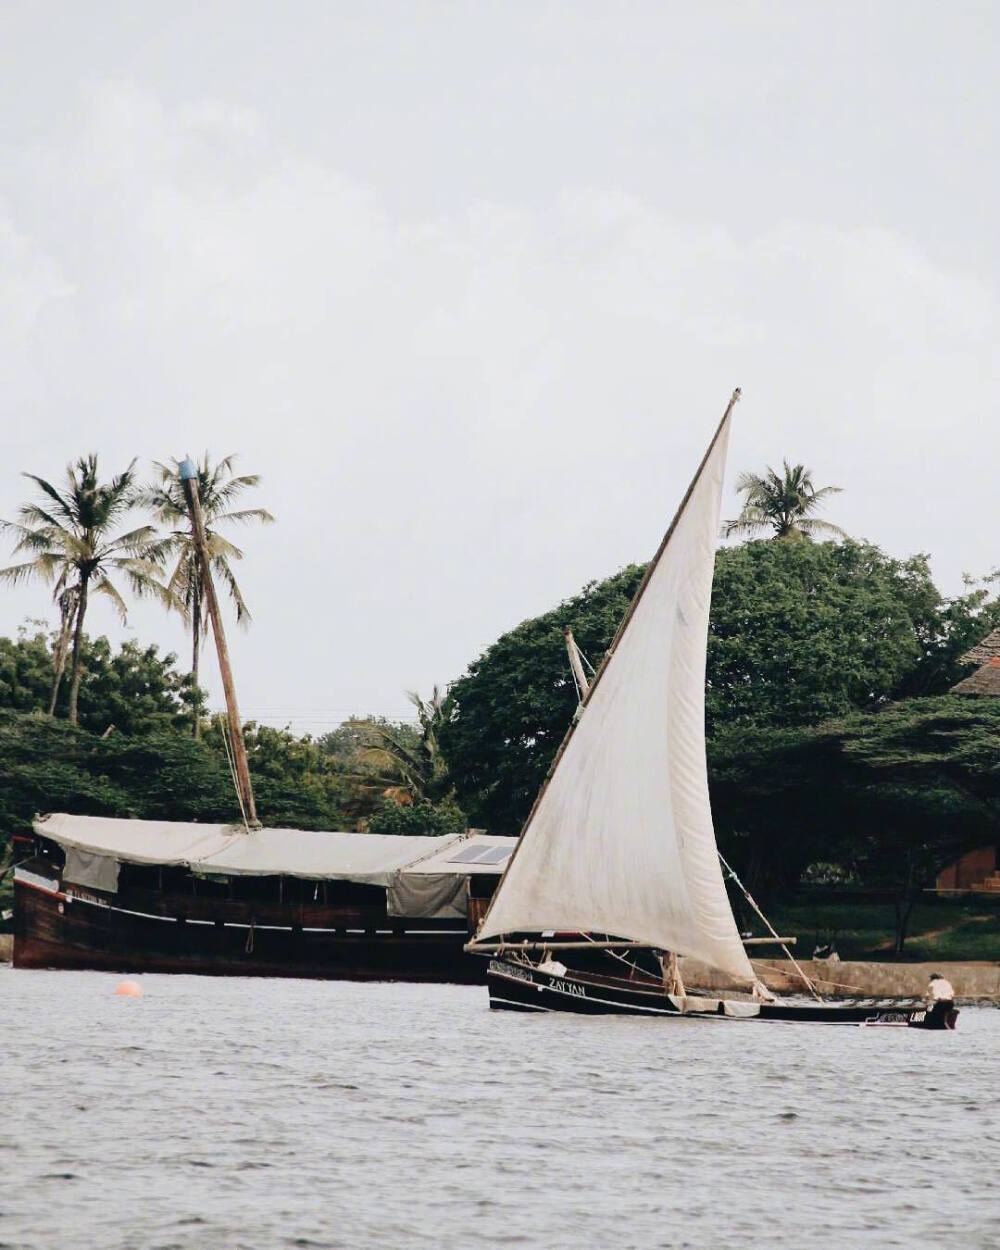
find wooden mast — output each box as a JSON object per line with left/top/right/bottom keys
{"left": 179, "top": 457, "right": 259, "bottom": 829}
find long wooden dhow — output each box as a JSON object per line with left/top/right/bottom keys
{"left": 14, "top": 815, "right": 514, "bottom": 981}
{"left": 13, "top": 456, "right": 517, "bottom": 983}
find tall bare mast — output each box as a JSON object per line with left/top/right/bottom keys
{"left": 179, "top": 457, "right": 259, "bottom": 829}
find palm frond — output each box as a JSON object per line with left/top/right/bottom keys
{"left": 166, "top": 553, "right": 198, "bottom": 598}
{"left": 205, "top": 533, "right": 245, "bottom": 561}
{"left": 20, "top": 474, "right": 76, "bottom": 526}
{"left": 213, "top": 507, "right": 275, "bottom": 526}
{"left": 795, "top": 517, "right": 849, "bottom": 538}
{"left": 0, "top": 560, "right": 55, "bottom": 587}
{"left": 211, "top": 556, "right": 252, "bottom": 624}
{"left": 99, "top": 525, "right": 160, "bottom": 558}
{"left": 91, "top": 574, "right": 130, "bottom": 623}
{"left": 16, "top": 502, "right": 71, "bottom": 533}
{"left": 0, "top": 520, "right": 61, "bottom": 554}
{"left": 111, "top": 560, "right": 184, "bottom": 615}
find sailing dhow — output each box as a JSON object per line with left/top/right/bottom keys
{"left": 467, "top": 391, "right": 957, "bottom": 1030}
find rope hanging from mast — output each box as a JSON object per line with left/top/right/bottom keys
{"left": 219, "top": 717, "right": 251, "bottom": 834}
{"left": 718, "top": 851, "right": 822, "bottom": 1002}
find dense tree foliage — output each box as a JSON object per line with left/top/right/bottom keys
{"left": 439, "top": 566, "right": 644, "bottom": 833}
{"left": 349, "top": 688, "right": 457, "bottom": 804}
{"left": 0, "top": 627, "right": 53, "bottom": 712}
{"left": 705, "top": 540, "right": 986, "bottom": 732}
{"left": 366, "top": 796, "right": 468, "bottom": 835}
{"left": 0, "top": 709, "right": 238, "bottom": 840}
{"left": 711, "top": 696, "right": 1000, "bottom": 951}
{"left": 0, "top": 627, "right": 468, "bottom": 905}
{"left": 2, "top": 439, "right": 998, "bottom": 953}
{"left": 0, "top": 626, "right": 203, "bottom": 735}
{"left": 443, "top": 540, "right": 1000, "bottom": 832}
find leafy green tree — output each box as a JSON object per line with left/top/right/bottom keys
{"left": 440, "top": 566, "right": 644, "bottom": 832}
{"left": 898, "top": 570, "right": 1000, "bottom": 696}
{"left": 202, "top": 719, "right": 362, "bottom": 830}
{"left": 709, "top": 723, "right": 834, "bottom": 902}
{"left": 828, "top": 696, "right": 1000, "bottom": 952}
{"left": 141, "top": 454, "right": 274, "bottom": 735}
{"left": 0, "top": 710, "right": 236, "bottom": 896}
{"left": 0, "top": 625, "right": 204, "bottom": 734}
{"left": 0, "top": 455, "right": 172, "bottom": 723}
{"left": 367, "top": 795, "right": 468, "bottom": 835}
{"left": 97, "top": 728, "right": 238, "bottom": 823}
{"left": 0, "top": 625, "right": 55, "bottom": 712}
{"left": 722, "top": 460, "right": 845, "bottom": 540}
{"left": 706, "top": 539, "right": 943, "bottom": 733}
{"left": 73, "top": 638, "right": 205, "bottom": 736}
{"left": 350, "top": 688, "right": 455, "bottom": 802}
{"left": 442, "top": 543, "right": 994, "bottom": 831}
{"left": 0, "top": 710, "right": 130, "bottom": 835}
{"left": 710, "top": 696, "right": 1000, "bottom": 952}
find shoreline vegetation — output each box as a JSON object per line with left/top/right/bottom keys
{"left": 2, "top": 452, "right": 999, "bottom": 962}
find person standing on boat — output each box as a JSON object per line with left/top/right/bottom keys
{"left": 925, "top": 973, "right": 955, "bottom": 1026}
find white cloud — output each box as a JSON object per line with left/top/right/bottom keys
{"left": 2, "top": 78, "right": 998, "bottom": 728}
{"left": 0, "top": 206, "right": 74, "bottom": 398}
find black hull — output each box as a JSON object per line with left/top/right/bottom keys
{"left": 486, "top": 959, "right": 958, "bottom": 1029}
{"left": 14, "top": 879, "right": 482, "bottom": 984}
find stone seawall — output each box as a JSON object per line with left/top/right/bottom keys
{"left": 680, "top": 956, "right": 1000, "bottom": 1001}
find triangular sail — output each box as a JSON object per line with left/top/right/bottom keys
{"left": 477, "top": 392, "right": 754, "bottom": 983}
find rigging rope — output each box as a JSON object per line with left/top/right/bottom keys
{"left": 752, "top": 960, "right": 898, "bottom": 1000}
{"left": 219, "top": 719, "right": 250, "bottom": 833}
{"left": 578, "top": 930, "right": 656, "bottom": 980}
{"left": 718, "top": 852, "right": 822, "bottom": 1002}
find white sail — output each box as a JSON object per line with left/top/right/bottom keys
{"left": 478, "top": 398, "right": 754, "bottom": 982}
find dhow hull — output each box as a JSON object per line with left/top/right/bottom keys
{"left": 486, "top": 958, "right": 958, "bottom": 1029}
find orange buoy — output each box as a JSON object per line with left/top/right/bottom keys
{"left": 115, "top": 979, "right": 143, "bottom": 997}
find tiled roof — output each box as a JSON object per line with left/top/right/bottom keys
{"left": 951, "top": 629, "right": 1000, "bottom": 695}
{"left": 958, "top": 627, "right": 1000, "bottom": 668}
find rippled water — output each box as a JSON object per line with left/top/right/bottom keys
{"left": 2, "top": 968, "right": 998, "bottom": 1249}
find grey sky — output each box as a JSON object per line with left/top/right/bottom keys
{"left": 2, "top": 2, "right": 997, "bottom": 732}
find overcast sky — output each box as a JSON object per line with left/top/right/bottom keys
{"left": 2, "top": 2, "right": 997, "bottom": 732}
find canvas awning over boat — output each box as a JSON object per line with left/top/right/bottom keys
{"left": 32, "top": 816, "right": 516, "bottom": 898}
{"left": 196, "top": 826, "right": 463, "bottom": 884}
{"left": 35, "top": 814, "right": 241, "bottom": 866}
{"left": 394, "top": 834, "right": 515, "bottom": 876}
{"left": 33, "top": 814, "right": 465, "bottom": 886}
{"left": 385, "top": 834, "right": 517, "bottom": 919}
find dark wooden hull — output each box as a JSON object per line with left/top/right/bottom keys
{"left": 486, "top": 958, "right": 959, "bottom": 1029}
{"left": 14, "top": 877, "right": 482, "bottom": 983}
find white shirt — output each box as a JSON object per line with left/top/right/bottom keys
{"left": 928, "top": 978, "right": 955, "bottom": 1001}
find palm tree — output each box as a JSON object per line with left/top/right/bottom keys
{"left": 141, "top": 454, "right": 274, "bottom": 736}
{"left": 48, "top": 583, "right": 79, "bottom": 715}
{"left": 0, "top": 455, "right": 173, "bottom": 723}
{"left": 351, "top": 687, "right": 454, "bottom": 802}
{"left": 722, "top": 461, "right": 846, "bottom": 541}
